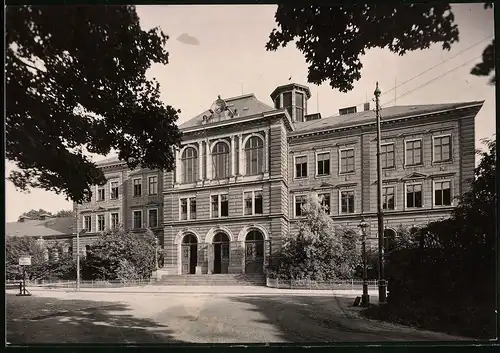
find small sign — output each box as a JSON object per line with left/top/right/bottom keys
{"left": 18, "top": 256, "right": 32, "bottom": 266}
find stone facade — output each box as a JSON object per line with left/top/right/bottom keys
{"left": 74, "top": 83, "right": 483, "bottom": 275}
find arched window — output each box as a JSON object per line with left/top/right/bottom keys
{"left": 182, "top": 233, "right": 198, "bottom": 244}
{"left": 85, "top": 245, "right": 91, "bottom": 258}
{"left": 212, "top": 142, "right": 229, "bottom": 179}
{"left": 245, "top": 230, "right": 264, "bottom": 242}
{"left": 213, "top": 232, "right": 229, "bottom": 243}
{"left": 384, "top": 228, "right": 397, "bottom": 252}
{"left": 181, "top": 147, "right": 198, "bottom": 183}
{"left": 245, "top": 136, "right": 264, "bottom": 175}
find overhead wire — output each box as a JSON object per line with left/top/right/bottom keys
{"left": 345, "top": 34, "right": 493, "bottom": 111}
{"left": 381, "top": 54, "right": 484, "bottom": 107}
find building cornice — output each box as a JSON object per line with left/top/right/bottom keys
{"left": 289, "top": 104, "right": 482, "bottom": 140}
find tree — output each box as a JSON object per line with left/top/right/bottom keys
{"left": 6, "top": 5, "right": 182, "bottom": 204}
{"left": 19, "top": 208, "right": 75, "bottom": 220}
{"left": 267, "top": 4, "right": 494, "bottom": 92}
{"left": 6, "top": 236, "right": 75, "bottom": 280}
{"left": 269, "top": 194, "right": 360, "bottom": 280}
{"left": 19, "top": 208, "right": 52, "bottom": 220}
{"left": 83, "top": 228, "right": 156, "bottom": 280}
{"left": 54, "top": 210, "right": 75, "bottom": 218}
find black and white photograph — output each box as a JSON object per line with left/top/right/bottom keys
{"left": 5, "top": 3, "right": 497, "bottom": 345}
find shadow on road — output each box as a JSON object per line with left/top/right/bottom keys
{"left": 6, "top": 293, "right": 184, "bottom": 344}
{"left": 230, "top": 295, "right": 467, "bottom": 343}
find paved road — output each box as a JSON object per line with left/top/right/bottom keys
{"left": 6, "top": 289, "right": 468, "bottom": 344}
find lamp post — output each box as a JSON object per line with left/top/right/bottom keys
{"left": 155, "top": 236, "right": 159, "bottom": 270}
{"left": 358, "top": 218, "right": 370, "bottom": 307}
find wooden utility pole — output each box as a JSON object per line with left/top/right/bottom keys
{"left": 374, "top": 82, "right": 387, "bottom": 303}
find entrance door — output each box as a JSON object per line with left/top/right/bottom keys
{"left": 213, "top": 232, "right": 230, "bottom": 274}
{"left": 181, "top": 234, "right": 198, "bottom": 275}
{"left": 245, "top": 230, "right": 264, "bottom": 274}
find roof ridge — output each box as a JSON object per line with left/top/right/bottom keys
{"left": 224, "top": 93, "right": 255, "bottom": 102}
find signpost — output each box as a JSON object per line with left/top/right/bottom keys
{"left": 17, "top": 255, "right": 32, "bottom": 297}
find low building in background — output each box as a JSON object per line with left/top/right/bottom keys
{"left": 6, "top": 215, "right": 75, "bottom": 261}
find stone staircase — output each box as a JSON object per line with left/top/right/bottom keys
{"left": 156, "top": 273, "right": 266, "bottom": 286}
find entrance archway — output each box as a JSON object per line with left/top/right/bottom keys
{"left": 245, "top": 230, "right": 264, "bottom": 274}
{"left": 213, "top": 232, "right": 230, "bottom": 274}
{"left": 384, "top": 228, "right": 397, "bottom": 253}
{"left": 181, "top": 233, "right": 198, "bottom": 275}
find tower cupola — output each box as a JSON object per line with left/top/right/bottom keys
{"left": 270, "top": 83, "right": 311, "bottom": 123}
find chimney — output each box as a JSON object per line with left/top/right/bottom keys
{"left": 339, "top": 106, "right": 357, "bottom": 116}
{"left": 364, "top": 102, "right": 370, "bottom": 111}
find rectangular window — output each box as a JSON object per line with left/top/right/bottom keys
{"left": 340, "top": 190, "right": 355, "bottom": 213}
{"left": 433, "top": 136, "right": 451, "bottom": 162}
{"left": 148, "top": 209, "right": 158, "bottom": 228}
{"left": 97, "top": 214, "right": 105, "bottom": 231}
{"left": 97, "top": 186, "right": 105, "bottom": 201}
{"left": 180, "top": 198, "right": 188, "bottom": 220}
{"left": 190, "top": 198, "right": 197, "bottom": 220}
{"left": 83, "top": 215, "right": 91, "bottom": 232}
{"left": 295, "top": 92, "right": 304, "bottom": 122}
{"left": 133, "top": 210, "right": 142, "bottom": 229}
{"left": 148, "top": 176, "right": 158, "bottom": 195}
{"left": 244, "top": 190, "right": 263, "bottom": 216}
{"left": 133, "top": 178, "right": 142, "bottom": 197}
{"left": 381, "top": 143, "right": 395, "bottom": 169}
{"left": 180, "top": 197, "right": 196, "bottom": 220}
{"left": 340, "top": 149, "right": 355, "bottom": 173}
{"left": 283, "top": 92, "right": 293, "bottom": 119}
{"left": 382, "top": 186, "right": 395, "bottom": 210}
{"left": 220, "top": 194, "right": 228, "bottom": 217}
{"left": 434, "top": 181, "right": 451, "bottom": 206}
{"left": 316, "top": 152, "right": 330, "bottom": 176}
{"left": 275, "top": 94, "right": 281, "bottom": 109}
{"left": 295, "top": 156, "right": 307, "bottom": 178}
{"left": 295, "top": 195, "right": 307, "bottom": 217}
{"left": 405, "top": 139, "right": 422, "bottom": 166}
{"left": 84, "top": 191, "right": 92, "bottom": 203}
{"left": 110, "top": 212, "right": 119, "bottom": 229}
{"left": 110, "top": 181, "right": 119, "bottom": 200}
{"left": 318, "top": 193, "right": 331, "bottom": 214}
{"left": 406, "top": 184, "right": 423, "bottom": 208}
{"left": 211, "top": 194, "right": 228, "bottom": 218}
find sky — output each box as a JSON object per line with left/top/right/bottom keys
{"left": 5, "top": 3, "right": 495, "bottom": 222}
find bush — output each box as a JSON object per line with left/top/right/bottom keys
{"left": 268, "top": 194, "right": 360, "bottom": 280}
{"left": 82, "top": 227, "right": 156, "bottom": 280}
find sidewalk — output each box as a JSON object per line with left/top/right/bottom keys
{"left": 18, "top": 285, "right": 380, "bottom": 297}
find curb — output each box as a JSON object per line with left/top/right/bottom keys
{"left": 13, "top": 287, "right": 380, "bottom": 297}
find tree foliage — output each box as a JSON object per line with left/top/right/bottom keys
{"left": 268, "top": 4, "right": 494, "bottom": 92}
{"left": 268, "top": 194, "right": 360, "bottom": 280}
{"left": 6, "top": 236, "right": 75, "bottom": 280}
{"left": 83, "top": 228, "right": 156, "bottom": 280}
{"left": 6, "top": 5, "right": 182, "bottom": 203}
{"left": 19, "top": 208, "right": 74, "bottom": 220}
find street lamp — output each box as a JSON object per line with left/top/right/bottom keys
{"left": 358, "top": 217, "right": 370, "bottom": 307}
